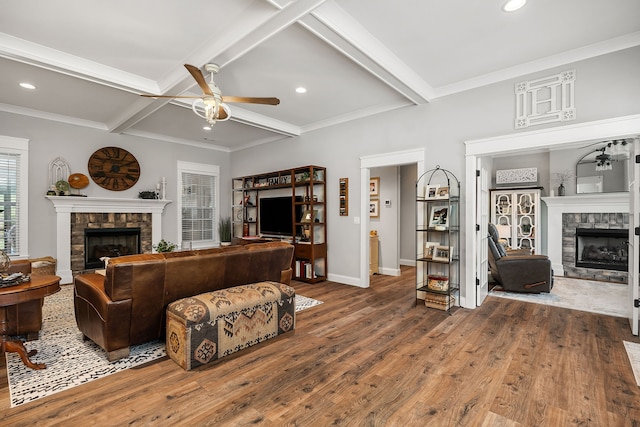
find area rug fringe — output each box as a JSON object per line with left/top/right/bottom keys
{"left": 6, "top": 284, "right": 322, "bottom": 407}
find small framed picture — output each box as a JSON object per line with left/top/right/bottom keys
{"left": 436, "top": 186, "right": 449, "bottom": 199}
{"left": 370, "top": 177, "right": 380, "bottom": 197}
{"left": 432, "top": 246, "right": 451, "bottom": 262}
{"left": 300, "top": 209, "right": 317, "bottom": 223}
{"left": 429, "top": 206, "right": 449, "bottom": 228}
{"left": 425, "top": 185, "right": 439, "bottom": 199}
{"left": 424, "top": 241, "right": 440, "bottom": 259}
{"left": 369, "top": 199, "right": 380, "bottom": 218}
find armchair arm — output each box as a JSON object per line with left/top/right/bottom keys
{"left": 494, "top": 256, "right": 553, "bottom": 292}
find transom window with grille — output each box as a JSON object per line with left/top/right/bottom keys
{"left": 0, "top": 136, "right": 28, "bottom": 257}
{"left": 177, "top": 161, "right": 220, "bottom": 248}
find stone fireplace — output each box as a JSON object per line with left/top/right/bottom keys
{"left": 542, "top": 193, "right": 629, "bottom": 283}
{"left": 561, "top": 213, "right": 628, "bottom": 282}
{"left": 72, "top": 214, "right": 148, "bottom": 271}
{"left": 47, "top": 196, "right": 171, "bottom": 284}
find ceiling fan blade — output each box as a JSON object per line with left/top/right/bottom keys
{"left": 222, "top": 96, "right": 280, "bottom": 105}
{"left": 184, "top": 64, "right": 214, "bottom": 96}
{"left": 140, "top": 94, "right": 202, "bottom": 99}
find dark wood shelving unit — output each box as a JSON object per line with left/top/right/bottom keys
{"left": 232, "top": 165, "right": 327, "bottom": 283}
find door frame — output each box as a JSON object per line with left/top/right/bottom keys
{"left": 464, "top": 114, "right": 640, "bottom": 312}
{"left": 360, "top": 148, "right": 425, "bottom": 288}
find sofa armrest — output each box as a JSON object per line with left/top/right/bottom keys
{"left": 280, "top": 267, "right": 293, "bottom": 285}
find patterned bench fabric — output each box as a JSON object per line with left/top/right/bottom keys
{"left": 166, "top": 282, "right": 295, "bottom": 370}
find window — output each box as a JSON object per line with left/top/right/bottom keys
{"left": 177, "top": 161, "right": 220, "bottom": 248}
{"left": 0, "top": 136, "right": 28, "bottom": 257}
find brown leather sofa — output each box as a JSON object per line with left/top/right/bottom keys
{"left": 73, "top": 241, "right": 294, "bottom": 361}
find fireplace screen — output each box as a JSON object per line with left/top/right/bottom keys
{"left": 85, "top": 227, "right": 141, "bottom": 269}
{"left": 575, "top": 228, "right": 628, "bottom": 272}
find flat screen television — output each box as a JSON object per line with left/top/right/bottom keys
{"left": 259, "top": 196, "right": 303, "bottom": 237}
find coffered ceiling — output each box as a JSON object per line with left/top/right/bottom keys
{"left": 0, "top": 0, "right": 638, "bottom": 151}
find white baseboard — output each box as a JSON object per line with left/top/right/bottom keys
{"left": 400, "top": 258, "right": 416, "bottom": 267}
{"left": 326, "top": 273, "right": 364, "bottom": 287}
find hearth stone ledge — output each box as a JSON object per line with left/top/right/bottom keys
{"left": 46, "top": 196, "right": 172, "bottom": 284}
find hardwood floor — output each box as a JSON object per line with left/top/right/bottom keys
{"left": 2, "top": 267, "right": 639, "bottom": 426}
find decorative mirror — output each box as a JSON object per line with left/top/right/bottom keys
{"left": 576, "top": 139, "right": 629, "bottom": 194}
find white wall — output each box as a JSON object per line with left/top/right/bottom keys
{"left": 400, "top": 164, "right": 417, "bottom": 265}
{"left": 231, "top": 46, "right": 640, "bottom": 292}
{"left": 1, "top": 46, "right": 638, "bottom": 292}
{"left": 0, "top": 113, "right": 231, "bottom": 258}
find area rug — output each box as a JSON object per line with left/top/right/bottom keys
{"left": 6, "top": 285, "right": 322, "bottom": 407}
{"left": 624, "top": 341, "right": 640, "bottom": 387}
{"left": 489, "top": 276, "right": 627, "bottom": 318}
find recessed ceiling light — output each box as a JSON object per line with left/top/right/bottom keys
{"left": 503, "top": 0, "right": 526, "bottom": 12}
{"left": 295, "top": 87, "right": 307, "bottom": 94}
{"left": 202, "top": 126, "right": 212, "bottom": 131}
{"left": 19, "top": 82, "right": 36, "bottom": 90}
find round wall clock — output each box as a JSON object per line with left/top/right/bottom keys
{"left": 88, "top": 146, "right": 140, "bottom": 191}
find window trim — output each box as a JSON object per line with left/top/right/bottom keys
{"left": 0, "top": 135, "right": 28, "bottom": 259}
{"left": 176, "top": 160, "right": 220, "bottom": 249}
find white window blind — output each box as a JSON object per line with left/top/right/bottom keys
{"left": 0, "top": 152, "right": 20, "bottom": 255}
{"left": 0, "top": 136, "right": 27, "bottom": 258}
{"left": 178, "top": 161, "right": 220, "bottom": 248}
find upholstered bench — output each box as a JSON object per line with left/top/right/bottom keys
{"left": 166, "top": 282, "right": 296, "bottom": 370}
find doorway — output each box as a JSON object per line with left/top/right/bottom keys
{"left": 359, "top": 149, "right": 425, "bottom": 288}
{"left": 464, "top": 114, "right": 640, "bottom": 333}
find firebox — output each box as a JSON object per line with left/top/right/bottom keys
{"left": 575, "top": 228, "right": 628, "bottom": 272}
{"left": 84, "top": 227, "right": 141, "bottom": 269}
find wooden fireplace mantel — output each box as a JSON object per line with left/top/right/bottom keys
{"left": 46, "top": 196, "right": 172, "bottom": 284}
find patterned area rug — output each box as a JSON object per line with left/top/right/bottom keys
{"left": 489, "top": 276, "right": 627, "bottom": 318}
{"left": 6, "top": 284, "right": 322, "bottom": 407}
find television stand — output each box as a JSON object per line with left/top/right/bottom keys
{"left": 232, "top": 166, "right": 327, "bottom": 283}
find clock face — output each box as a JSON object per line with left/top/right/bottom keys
{"left": 88, "top": 146, "right": 140, "bottom": 191}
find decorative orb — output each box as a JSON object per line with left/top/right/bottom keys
{"left": 0, "top": 251, "right": 11, "bottom": 273}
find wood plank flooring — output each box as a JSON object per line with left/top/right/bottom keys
{"left": 1, "top": 267, "right": 639, "bottom": 426}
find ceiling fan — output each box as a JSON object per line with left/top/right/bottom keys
{"left": 141, "top": 64, "right": 280, "bottom": 125}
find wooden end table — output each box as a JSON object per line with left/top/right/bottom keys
{"left": 0, "top": 274, "right": 61, "bottom": 369}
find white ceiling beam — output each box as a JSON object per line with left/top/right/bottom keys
{"left": 302, "top": 1, "right": 435, "bottom": 104}
{"left": 110, "top": 0, "right": 328, "bottom": 135}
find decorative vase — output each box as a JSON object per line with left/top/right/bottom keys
{"left": 558, "top": 183, "right": 565, "bottom": 196}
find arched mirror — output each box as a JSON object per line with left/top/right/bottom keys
{"left": 576, "top": 139, "right": 629, "bottom": 194}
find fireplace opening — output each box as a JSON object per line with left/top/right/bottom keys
{"left": 85, "top": 228, "right": 141, "bottom": 269}
{"left": 575, "top": 228, "right": 628, "bottom": 272}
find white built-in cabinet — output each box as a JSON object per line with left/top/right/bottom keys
{"left": 490, "top": 188, "right": 541, "bottom": 253}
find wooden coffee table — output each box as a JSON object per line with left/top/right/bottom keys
{"left": 0, "top": 274, "right": 61, "bottom": 369}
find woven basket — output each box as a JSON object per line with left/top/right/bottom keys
{"left": 30, "top": 256, "right": 56, "bottom": 276}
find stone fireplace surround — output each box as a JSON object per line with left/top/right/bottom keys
{"left": 47, "top": 196, "right": 171, "bottom": 284}
{"left": 542, "top": 193, "right": 629, "bottom": 283}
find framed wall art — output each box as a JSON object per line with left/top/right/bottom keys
{"left": 369, "top": 199, "right": 380, "bottom": 218}
{"left": 369, "top": 177, "right": 380, "bottom": 197}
